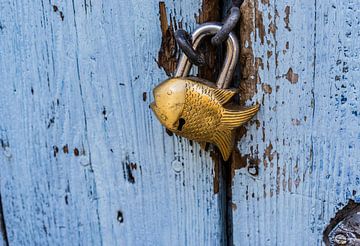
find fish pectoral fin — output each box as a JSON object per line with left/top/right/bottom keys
{"left": 213, "top": 88, "right": 238, "bottom": 105}
{"left": 221, "top": 104, "right": 260, "bottom": 129}
{"left": 213, "top": 129, "right": 234, "bottom": 161}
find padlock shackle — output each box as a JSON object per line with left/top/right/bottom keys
{"left": 175, "top": 22, "right": 239, "bottom": 89}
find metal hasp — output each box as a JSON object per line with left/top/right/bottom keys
{"left": 151, "top": 23, "right": 259, "bottom": 160}
{"left": 324, "top": 201, "right": 360, "bottom": 246}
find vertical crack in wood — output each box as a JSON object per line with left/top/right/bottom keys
{"left": 0, "top": 194, "right": 9, "bottom": 246}
{"left": 227, "top": 1, "right": 263, "bottom": 243}
{"left": 156, "top": 1, "right": 236, "bottom": 244}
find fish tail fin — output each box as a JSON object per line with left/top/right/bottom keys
{"left": 213, "top": 129, "right": 235, "bottom": 161}
{"left": 221, "top": 104, "right": 260, "bottom": 129}
{"left": 214, "top": 104, "right": 259, "bottom": 160}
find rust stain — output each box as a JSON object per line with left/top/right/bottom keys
{"left": 157, "top": 2, "right": 178, "bottom": 76}
{"left": 231, "top": 202, "right": 238, "bottom": 211}
{"left": 262, "top": 83, "right": 272, "bottom": 94}
{"left": 261, "top": 0, "right": 270, "bottom": 5}
{"left": 286, "top": 67, "right": 299, "bottom": 84}
{"left": 73, "top": 148, "right": 79, "bottom": 156}
{"left": 284, "top": 6, "right": 291, "bottom": 31}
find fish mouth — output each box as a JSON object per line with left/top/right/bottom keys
{"left": 150, "top": 101, "right": 156, "bottom": 110}
{"left": 150, "top": 101, "right": 177, "bottom": 130}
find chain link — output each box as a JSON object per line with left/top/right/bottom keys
{"left": 174, "top": 1, "right": 244, "bottom": 66}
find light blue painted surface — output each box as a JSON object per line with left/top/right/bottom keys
{"left": 1, "top": 0, "right": 359, "bottom": 245}
{"left": 231, "top": 0, "right": 360, "bottom": 245}
{"left": 0, "top": 0, "right": 226, "bottom": 245}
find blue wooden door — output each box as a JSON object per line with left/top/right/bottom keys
{"left": 230, "top": 0, "right": 360, "bottom": 245}
{"left": 0, "top": 0, "right": 359, "bottom": 245}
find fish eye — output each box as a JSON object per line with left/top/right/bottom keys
{"left": 177, "top": 118, "right": 186, "bottom": 131}
{"left": 161, "top": 114, "right": 167, "bottom": 121}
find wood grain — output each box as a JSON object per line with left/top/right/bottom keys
{"left": 0, "top": 0, "right": 227, "bottom": 245}
{"left": 230, "top": 0, "right": 360, "bottom": 245}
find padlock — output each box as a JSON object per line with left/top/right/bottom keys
{"left": 150, "top": 23, "right": 259, "bottom": 160}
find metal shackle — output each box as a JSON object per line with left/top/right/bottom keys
{"left": 175, "top": 22, "right": 239, "bottom": 89}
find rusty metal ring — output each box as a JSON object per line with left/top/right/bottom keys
{"left": 211, "top": 7, "right": 240, "bottom": 46}
{"left": 174, "top": 29, "right": 206, "bottom": 66}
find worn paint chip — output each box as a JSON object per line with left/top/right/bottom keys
{"left": 286, "top": 68, "right": 299, "bottom": 84}
{"left": 284, "top": 6, "right": 291, "bottom": 31}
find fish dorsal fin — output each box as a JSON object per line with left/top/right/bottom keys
{"left": 212, "top": 88, "right": 238, "bottom": 105}
{"left": 213, "top": 129, "right": 234, "bottom": 161}
{"left": 221, "top": 104, "right": 260, "bottom": 129}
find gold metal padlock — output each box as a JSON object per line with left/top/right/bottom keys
{"left": 151, "top": 23, "right": 259, "bottom": 160}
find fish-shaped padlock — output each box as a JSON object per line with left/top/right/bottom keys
{"left": 151, "top": 23, "right": 259, "bottom": 160}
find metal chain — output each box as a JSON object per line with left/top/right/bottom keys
{"left": 174, "top": 30, "right": 206, "bottom": 66}
{"left": 174, "top": 0, "right": 244, "bottom": 66}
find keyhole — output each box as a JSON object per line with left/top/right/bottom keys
{"left": 177, "top": 118, "right": 186, "bottom": 131}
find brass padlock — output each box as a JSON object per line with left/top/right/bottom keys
{"left": 151, "top": 23, "right": 259, "bottom": 160}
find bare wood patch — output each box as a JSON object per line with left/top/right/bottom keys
{"left": 157, "top": 2, "right": 178, "bottom": 76}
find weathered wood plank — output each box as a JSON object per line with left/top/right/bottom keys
{"left": 0, "top": 0, "right": 226, "bottom": 245}
{"left": 231, "top": 0, "right": 360, "bottom": 245}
